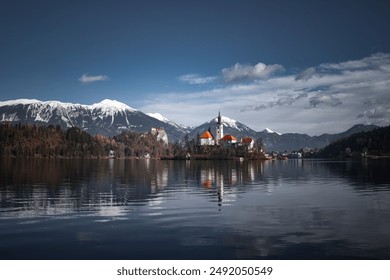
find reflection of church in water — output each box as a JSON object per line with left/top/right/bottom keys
{"left": 200, "top": 161, "right": 264, "bottom": 207}
{"left": 201, "top": 168, "right": 225, "bottom": 206}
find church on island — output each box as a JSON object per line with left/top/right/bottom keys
{"left": 199, "top": 112, "right": 254, "bottom": 150}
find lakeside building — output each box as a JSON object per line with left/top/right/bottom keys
{"left": 241, "top": 137, "right": 254, "bottom": 150}
{"left": 200, "top": 111, "right": 231, "bottom": 147}
{"left": 220, "top": 134, "right": 238, "bottom": 148}
{"left": 199, "top": 112, "right": 255, "bottom": 152}
{"left": 200, "top": 129, "right": 215, "bottom": 145}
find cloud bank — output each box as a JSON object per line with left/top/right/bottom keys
{"left": 79, "top": 73, "right": 109, "bottom": 84}
{"left": 222, "top": 62, "right": 285, "bottom": 82}
{"left": 178, "top": 74, "right": 217, "bottom": 84}
{"left": 142, "top": 53, "right": 390, "bottom": 135}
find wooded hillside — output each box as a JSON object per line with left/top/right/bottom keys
{"left": 319, "top": 125, "right": 390, "bottom": 157}
{"left": 0, "top": 123, "right": 170, "bottom": 158}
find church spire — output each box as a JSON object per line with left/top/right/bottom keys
{"left": 216, "top": 110, "right": 223, "bottom": 145}
{"left": 217, "top": 110, "right": 221, "bottom": 125}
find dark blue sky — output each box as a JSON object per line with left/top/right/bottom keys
{"left": 1, "top": 0, "right": 390, "bottom": 133}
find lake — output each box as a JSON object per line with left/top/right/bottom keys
{"left": 1, "top": 158, "right": 390, "bottom": 259}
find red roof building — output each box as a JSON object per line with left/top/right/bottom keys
{"left": 200, "top": 130, "right": 215, "bottom": 145}
{"left": 221, "top": 134, "right": 237, "bottom": 141}
{"left": 241, "top": 137, "right": 253, "bottom": 143}
{"left": 200, "top": 131, "right": 214, "bottom": 139}
{"left": 241, "top": 137, "right": 254, "bottom": 150}
{"left": 220, "top": 134, "right": 237, "bottom": 148}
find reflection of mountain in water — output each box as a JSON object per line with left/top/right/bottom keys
{"left": 1, "top": 158, "right": 390, "bottom": 259}
{"left": 0, "top": 159, "right": 269, "bottom": 217}
{"left": 2, "top": 159, "right": 389, "bottom": 215}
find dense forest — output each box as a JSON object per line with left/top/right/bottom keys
{"left": 0, "top": 123, "right": 171, "bottom": 158}
{"left": 319, "top": 125, "right": 390, "bottom": 158}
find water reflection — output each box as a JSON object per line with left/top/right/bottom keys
{"left": 321, "top": 159, "right": 390, "bottom": 190}
{"left": 1, "top": 159, "right": 390, "bottom": 218}
{"left": 1, "top": 158, "right": 390, "bottom": 259}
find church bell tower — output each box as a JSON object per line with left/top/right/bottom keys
{"left": 216, "top": 111, "right": 223, "bottom": 145}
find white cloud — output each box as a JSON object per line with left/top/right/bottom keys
{"left": 222, "top": 62, "right": 284, "bottom": 82}
{"left": 140, "top": 53, "right": 390, "bottom": 135}
{"left": 78, "top": 73, "right": 109, "bottom": 84}
{"left": 319, "top": 52, "right": 390, "bottom": 71}
{"left": 178, "top": 73, "right": 217, "bottom": 85}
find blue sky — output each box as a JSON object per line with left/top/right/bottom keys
{"left": 1, "top": 0, "right": 390, "bottom": 134}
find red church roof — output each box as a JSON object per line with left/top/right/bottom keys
{"left": 242, "top": 137, "right": 253, "bottom": 143}
{"left": 200, "top": 131, "right": 214, "bottom": 139}
{"left": 221, "top": 134, "right": 237, "bottom": 141}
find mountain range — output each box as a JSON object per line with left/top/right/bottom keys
{"left": 0, "top": 99, "right": 378, "bottom": 151}
{"left": 0, "top": 99, "right": 187, "bottom": 140}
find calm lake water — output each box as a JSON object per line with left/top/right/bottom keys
{"left": 1, "top": 158, "right": 390, "bottom": 260}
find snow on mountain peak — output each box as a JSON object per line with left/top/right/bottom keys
{"left": 0, "top": 99, "right": 137, "bottom": 113}
{"left": 212, "top": 115, "right": 239, "bottom": 129}
{"left": 147, "top": 112, "right": 188, "bottom": 130}
{"left": 43, "top": 100, "right": 82, "bottom": 108}
{"left": 89, "top": 99, "right": 136, "bottom": 112}
{"left": 147, "top": 112, "right": 170, "bottom": 123}
{"left": 264, "top": 128, "right": 282, "bottom": 135}
{"left": 0, "top": 98, "right": 42, "bottom": 106}
{"left": 221, "top": 116, "right": 239, "bottom": 129}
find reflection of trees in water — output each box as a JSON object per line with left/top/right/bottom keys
{"left": 0, "top": 159, "right": 268, "bottom": 216}
{"left": 0, "top": 159, "right": 172, "bottom": 216}
{"left": 2, "top": 158, "right": 390, "bottom": 260}
{"left": 320, "top": 159, "right": 390, "bottom": 190}
{"left": 3, "top": 158, "right": 388, "bottom": 218}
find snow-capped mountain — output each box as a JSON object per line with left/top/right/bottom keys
{"left": 0, "top": 99, "right": 185, "bottom": 139}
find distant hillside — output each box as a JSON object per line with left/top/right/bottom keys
{"left": 319, "top": 125, "right": 390, "bottom": 157}
{"left": 257, "top": 124, "right": 379, "bottom": 152}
